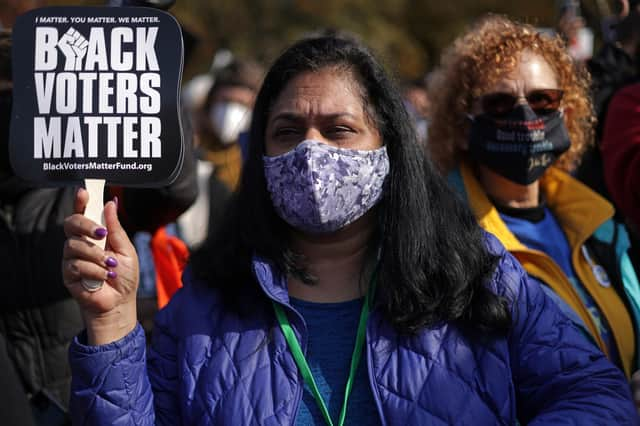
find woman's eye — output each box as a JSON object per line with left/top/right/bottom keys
{"left": 328, "top": 126, "right": 355, "bottom": 136}
{"left": 273, "top": 127, "right": 300, "bottom": 137}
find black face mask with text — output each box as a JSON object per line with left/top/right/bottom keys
{"left": 468, "top": 104, "right": 571, "bottom": 185}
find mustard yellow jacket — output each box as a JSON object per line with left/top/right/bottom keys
{"left": 449, "top": 163, "right": 640, "bottom": 378}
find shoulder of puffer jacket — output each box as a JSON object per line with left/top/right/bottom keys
{"left": 482, "top": 231, "right": 526, "bottom": 302}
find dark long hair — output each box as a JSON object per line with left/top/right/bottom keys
{"left": 191, "top": 35, "right": 511, "bottom": 335}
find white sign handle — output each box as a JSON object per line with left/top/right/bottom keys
{"left": 82, "top": 178, "right": 106, "bottom": 292}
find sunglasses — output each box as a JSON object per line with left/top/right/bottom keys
{"left": 480, "top": 89, "right": 564, "bottom": 117}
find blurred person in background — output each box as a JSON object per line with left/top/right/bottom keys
{"left": 556, "top": 0, "right": 594, "bottom": 64}
{"left": 588, "top": 0, "right": 640, "bottom": 136}
{"left": 601, "top": 76, "right": 640, "bottom": 258}
{"left": 62, "top": 34, "right": 637, "bottom": 425}
{"left": 194, "top": 57, "right": 263, "bottom": 191}
{"left": 131, "top": 71, "right": 214, "bottom": 314}
{"left": 587, "top": 1, "right": 640, "bottom": 272}
{"left": 576, "top": 0, "right": 640, "bottom": 198}
{"left": 177, "top": 58, "right": 264, "bottom": 250}
{"left": 428, "top": 15, "right": 640, "bottom": 393}
{"left": 182, "top": 74, "right": 214, "bottom": 120}
{"left": 401, "top": 76, "right": 431, "bottom": 149}
{"left": 0, "top": 28, "right": 196, "bottom": 425}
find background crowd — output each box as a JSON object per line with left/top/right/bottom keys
{"left": 1, "top": 0, "right": 640, "bottom": 425}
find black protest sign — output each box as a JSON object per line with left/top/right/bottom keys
{"left": 9, "top": 6, "right": 184, "bottom": 187}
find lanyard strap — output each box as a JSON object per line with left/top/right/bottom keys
{"left": 273, "top": 271, "right": 376, "bottom": 426}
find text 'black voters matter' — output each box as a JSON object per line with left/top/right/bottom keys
{"left": 9, "top": 6, "right": 184, "bottom": 187}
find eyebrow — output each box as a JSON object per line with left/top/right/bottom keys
{"left": 269, "top": 112, "right": 357, "bottom": 123}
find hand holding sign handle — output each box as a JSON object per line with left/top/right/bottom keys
{"left": 62, "top": 187, "right": 139, "bottom": 345}
{"left": 81, "top": 178, "right": 106, "bottom": 291}
{"left": 11, "top": 5, "right": 185, "bottom": 344}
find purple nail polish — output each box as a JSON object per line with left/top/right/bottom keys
{"left": 113, "top": 196, "right": 119, "bottom": 208}
{"left": 105, "top": 257, "right": 118, "bottom": 268}
{"left": 107, "top": 270, "right": 117, "bottom": 280}
{"left": 94, "top": 228, "right": 108, "bottom": 238}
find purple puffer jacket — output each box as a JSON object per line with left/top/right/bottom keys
{"left": 69, "top": 235, "right": 638, "bottom": 425}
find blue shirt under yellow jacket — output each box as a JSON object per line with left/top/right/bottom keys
{"left": 449, "top": 162, "right": 640, "bottom": 378}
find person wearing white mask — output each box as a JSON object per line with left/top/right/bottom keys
{"left": 208, "top": 96, "right": 252, "bottom": 146}
{"left": 178, "top": 58, "right": 264, "bottom": 249}
{"left": 197, "top": 58, "right": 263, "bottom": 190}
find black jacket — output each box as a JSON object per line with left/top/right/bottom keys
{"left": 0, "top": 127, "right": 197, "bottom": 418}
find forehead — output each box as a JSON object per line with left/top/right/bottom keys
{"left": 210, "top": 85, "right": 255, "bottom": 105}
{"left": 269, "top": 68, "right": 365, "bottom": 117}
{"left": 486, "top": 50, "right": 558, "bottom": 91}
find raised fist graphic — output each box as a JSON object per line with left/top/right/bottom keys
{"left": 57, "top": 27, "right": 89, "bottom": 71}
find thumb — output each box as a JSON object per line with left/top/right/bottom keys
{"left": 74, "top": 187, "right": 89, "bottom": 214}
{"left": 104, "top": 200, "right": 134, "bottom": 255}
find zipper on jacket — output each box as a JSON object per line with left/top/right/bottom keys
{"left": 572, "top": 238, "right": 634, "bottom": 377}
{"left": 571, "top": 241, "right": 612, "bottom": 356}
{"left": 252, "top": 264, "right": 308, "bottom": 425}
{"left": 366, "top": 312, "right": 386, "bottom": 426}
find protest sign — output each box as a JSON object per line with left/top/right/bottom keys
{"left": 9, "top": 6, "right": 184, "bottom": 187}
{"left": 9, "top": 6, "right": 184, "bottom": 290}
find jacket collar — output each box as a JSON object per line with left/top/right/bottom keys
{"left": 458, "top": 162, "right": 614, "bottom": 250}
{"left": 251, "top": 255, "right": 291, "bottom": 305}
{"left": 539, "top": 166, "right": 613, "bottom": 247}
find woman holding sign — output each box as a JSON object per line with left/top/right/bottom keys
{"left": 63, "top": 35, "right": 637, "bottom": 424}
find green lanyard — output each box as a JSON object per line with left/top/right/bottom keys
{"left": 272, "top": 272, "right": 376, "bottom": 426}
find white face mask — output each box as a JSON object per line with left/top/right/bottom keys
{"left": 209, "top": 101, "right": 252, "bottom": 145}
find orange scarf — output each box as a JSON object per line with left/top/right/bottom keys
{"left": 150, "top": 226, "right": 189, "bottom": 308}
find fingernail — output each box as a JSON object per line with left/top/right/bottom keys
{"left": 105, "top": 256, "right": 118, "bottom": 268}
{"left": 113, "top": 196, "right": 119, "bottom": 208}
{"left": 107, "top": 270, "right": 117, "bottom": 280}
{"left": 94, "top": 228, "right": 108, "bottom": 238}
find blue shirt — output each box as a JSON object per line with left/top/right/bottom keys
{"left": 500, "top": 206, "right": 620, "bottom": 364}
{"left": 290, "top": 297, "right": 380, "bottom": 426}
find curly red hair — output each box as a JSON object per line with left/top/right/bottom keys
{"left": 428, "top": 15, "right": 595, "bottom": 173}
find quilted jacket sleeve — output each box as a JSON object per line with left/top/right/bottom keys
{"left": 501, "top": 248, "right": 638, "bottom": 424}
{"left": 68, "top": 324, "right": 156, "bottom": 425}
{"left": 69, "top": 317, "right": 184, "bottom": 426}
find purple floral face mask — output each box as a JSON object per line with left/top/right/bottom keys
{"left": 263, "top": 139, "right": 390, "bottom": 234}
